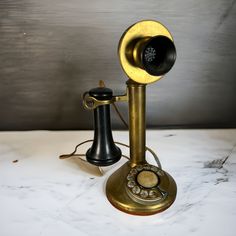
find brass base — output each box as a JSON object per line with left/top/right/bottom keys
{"left": 106, "top": 162, "right": 177, "bottom": 215}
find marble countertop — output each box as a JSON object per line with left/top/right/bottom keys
{"left": 0, "top": 129, "right": 236, "bottom": 236}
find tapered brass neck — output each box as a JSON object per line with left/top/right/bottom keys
{"left": 127, "top": 80, "right": 146, "bottom": 167}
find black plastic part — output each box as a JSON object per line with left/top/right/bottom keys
{"left": 141, "top": 36, "right": 176, "bottom": 76}
{"left": 89, "top": 87, "right": 113, "bottom": 101}
{"left": 86, "top": 87, "right": 122, "bottom": 166}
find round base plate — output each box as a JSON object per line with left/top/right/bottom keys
{"left": 106, "top": 162, "right": 177, "bottom": 216}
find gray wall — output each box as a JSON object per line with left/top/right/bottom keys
{"left": 0, "top": 0, "right": 235, "bottom": 130}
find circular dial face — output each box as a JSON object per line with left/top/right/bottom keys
{"left": 118, "top": 20, "right": 174, "bottom": 84}
{"left": 126, "top": 164, "right": 167, "bottom": 202}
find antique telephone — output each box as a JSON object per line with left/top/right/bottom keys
{"left": 61, "top": 20, "right": 177, "bottom": 215}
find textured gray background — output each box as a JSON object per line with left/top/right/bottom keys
{"left": 0, "top": 0, "right": 235, "bottom": 130}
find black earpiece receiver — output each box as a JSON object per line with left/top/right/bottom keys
{"left": 85, "top": 87, "right": 122, "bottom": 166}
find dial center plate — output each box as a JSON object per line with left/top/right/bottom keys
{"left": 137, "top": 170, "right": 159, "bottom": 188}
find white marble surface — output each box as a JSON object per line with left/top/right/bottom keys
{"left": 0, "top": 129, "right": 236, "bottom": 236}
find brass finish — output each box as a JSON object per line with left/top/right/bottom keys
{"left": 83, "top": 92, "right": 128, "bottom": 110}
{"left": 127, "top": 80, "right": 146, "bottom": 166}
{"left": 118, "top": 20, "right": 174, "bottom": 84}
{"left": 106, "top": 79, "right": 177, "bottom": 215}
{"left": 81, "top": 20, "right": 177, "bottom": 215}
{"left": 137, "top": 170, "right": 159, "bottom": 188}
{"left": 106, "top": 162, "right": 177, "bottom": 215}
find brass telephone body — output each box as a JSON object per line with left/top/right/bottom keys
{"left": 84, "top": 20, "right": 177, "bottom": 215}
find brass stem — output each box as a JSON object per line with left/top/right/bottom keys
{"left": 127, "top": 80, "right": 146, "bottom": 166}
